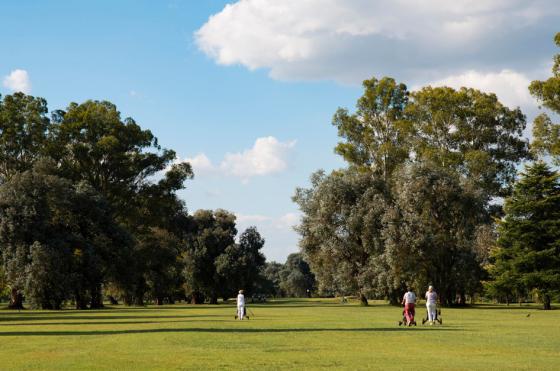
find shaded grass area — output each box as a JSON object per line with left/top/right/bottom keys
{"left": 0, "top": 298, "right": 558, "bottom": 370}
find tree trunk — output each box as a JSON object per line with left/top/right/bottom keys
{"left": 359, "top": 293, "right": 369, "bottom": 306}
{"left": 123, "top": 294, "right": 133, "bottom": 306}
{"left": 209, "top": 294, "right": 218, "bottom": 305}
{"left": 90, "top": 284, "right": 104, "bottom": 309}
{"left": 8, "top": 288, "right": 24, "bottom": 310}
{"left": 190, "top": 291, "right": 204, "bottom": 304}
{"left": 108, "top": 295, "right": 119, "bottom": 305}
{"left": 543, "top": 294, "right": 551, "bottom": 310}
{"left": 156, "top": 297, "right": 164, "bottom": 305}
{"left": 133, "top": 296, "right": 144, "bottom": 306}
{"left": 133, "top": 283, "right": 145, "bottom": 306}
{"left": 75, "top": 291, "right": 88, "bottom": 310}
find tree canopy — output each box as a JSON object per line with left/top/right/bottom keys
{"left": 486, "top": 162, "right": 560, "bottom": 309}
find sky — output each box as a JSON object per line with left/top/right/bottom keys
{"left": 1, "top": 0, "right": 559, "bottom": 262}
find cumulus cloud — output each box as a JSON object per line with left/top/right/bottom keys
{"left": 425, "top": 69, "right": 536, "bottom": 109}
{"left": 233, "top": 212, "right": 301, "bottom": 261}
{"left": 185, "top": 153, "right": 215, "bottom": 175}
{"left": 220, "top": 136, "right": 296, "bottom": 179}
{"left": 196, "top": 0, "right": 560, "bottom": 84}
{"left": 276, "top": 212, "right": 300, "bottom": 230}
{"left": 185, "top": 136, "right": 296, "bottom": 182}
{"left": 3, "top": 69, "right": 31, "bottom": 94}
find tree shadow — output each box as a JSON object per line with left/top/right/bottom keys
{"left": 0, "top": 326, "right": 461, "bottom": 337}
{"left": 0, "top": 319, "right": 235, "bottom": 326}
{"left": 0, "top": 314, "right": 226, "bottom": 322}
{"left": 469, "top": 304, "right": 554, "bottom": 310}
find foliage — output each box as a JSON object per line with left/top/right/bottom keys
{"left": 0, "top": 93, "right": 50, "bottom": 182}
{"left": 215, "top": 226, "right": 266, "bottom": 298}
{"left": 48, "top": 100, "right": 192, "bottom": 226}
{"left": 294, "top": 169, "right": 386, "bottom": 304}
{"left": 529, "top": 32, "right": 560, "bottom": 164}
{"left": 486, "top": 162, "right": 560, "bottom": 309}
{"left": 0, "top": 161, "right": 130, "bottom": 309}
{"left": 279, "top": 253, "right": 316, "bottom": 297}
{"left": 377, "top": 162, "right": 486, "bottom": 305}
{"left": 259, "top": 262, "right": 284, "bottom": 297}
{"left": 407, "top": 86, "right": 529, "bottom": 198}
{"left": 182, "top": 209, "right": 237, "bottom": 304}
{"left": 332, "top": 77, "right": 411, "bottom": 180}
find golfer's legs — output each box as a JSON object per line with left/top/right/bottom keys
{"left": 238, "top": 306, "right": 244, "bottom": 320}
{"left": 404, "top": 303, "right": 414, "bottom": 324}
{"left": 427, "top": 303, "right": 436, "bottom": 321}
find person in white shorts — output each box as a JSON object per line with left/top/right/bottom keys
{"left": 425, "top": 286, "right": 438, "bottom": 325}
{"left": 237, "top": 290, "right": 245, "bottom": 320}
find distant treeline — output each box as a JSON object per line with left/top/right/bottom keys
{"left": 0, "top": 95, "right": 315, "bottom": 310}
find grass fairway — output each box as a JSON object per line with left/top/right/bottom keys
{"left": 0, "top": 298, "right": 558, "bottom": 370}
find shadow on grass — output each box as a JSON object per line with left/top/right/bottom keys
{"left": 0, "top": 326, "right": 460, "bottom": 336}
{"left": 0, "top": 319, "right": 236, "bottom": 326}
{"left": 0, "top": 314, "right": 226, "bottom": 322}
{"left": 469, "top": 304, "right": 554, "bottom": 310}
{"left": 0, "top": 304, "right": 234, "bottom": 313}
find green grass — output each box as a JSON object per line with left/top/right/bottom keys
{"left": 0, "top": 298, "right": 558, "bottom": 370}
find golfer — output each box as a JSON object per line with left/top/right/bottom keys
{"left": 402, "top": 287, "right": 416, "bottom": 326}
{"left": 237, "top": 290, "right": 245, "bottom": 320}
{"left": 425, "top": 285, "right": 438, "bottom": 325}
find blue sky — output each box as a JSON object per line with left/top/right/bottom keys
{"left": 1, "top": 0, "right": 559, "bottom": 261}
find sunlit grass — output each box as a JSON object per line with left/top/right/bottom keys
{"left": 0, "top": 298, "right": 557, "bottom": 370}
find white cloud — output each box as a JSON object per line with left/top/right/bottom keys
{"left": 235, "top": 213, "right": 272, "bottom": 224}
{"left": 184, "top": 136, "right": 296, "bottom": 182}
{"left": 220, "top": 136, "right": 296, "bottom": 179}
{"left": 233, "top": 212, "right": 300, "bottom": 261}
{"left": 276, "top": 212, "right": 301, "bottom": 230}
{"left": 3, "top": 69, "right": 31, "bottom": 94}
{"left": 426, "top": 69, "right": 536, "bottom": 109}
{"left": 185, "top": 153, "right": 215, "bottom": 175}
{"left": 196, "top": 0, "right": 560, "bottom": 84}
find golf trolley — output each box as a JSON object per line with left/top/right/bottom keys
{"left": 398, "top": 308, "right": 417, "bottom": 327}
{"left": 422, "top": 308, "right": 442, "bottom": 325}
{"left": 234, "top": 306, "right": 254, "bottom": 320}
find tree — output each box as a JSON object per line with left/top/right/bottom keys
{"left": 0, "top": 93, "right": 50, "bottom": 182}
{"left": 378, "top": 162, "right": 486, "bottom": 306}
{"left": 487, "top": 162, "right": 560, "bottom": 310}
{"left": 260, "top": 262, "right": 284, "bottom": 297}
{"left": 182, "top": 209, "right": 237, "bottom": 304}
{"left": 48, "top": 100, "right": 192, "bottom": 225}
{"left": 294, "top": 169, "right": 387, "bottom": 305}
{"left": 332, "top": 77, "right": 412, "bottom": 180}
{"left": 529, "top": 32, "right": 560, "bottom": 164}
{"left": 279, "top": 253, "right": 316, "bottom": 298}
{"left": 136, "top": 228, "right": 184, "bottom": 305}
{"left": 407, "top": 86, "right": 529, "bottom": 198}
{"left": 0, "top": 160, "right": 130, "bottom": 309}
{"left": 215, "top": 226, "right": 266, "bottom": 298}
{"left": 48, "top": 100, "right": 192, "bottom": 304}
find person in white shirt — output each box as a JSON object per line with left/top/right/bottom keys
{"left": 401, "top": 288, "right": 416, "bottom": 326}
{"left": 425, "top": 286, "right": 438, "bottom": 325}
{"left": 237, "top": 290, "right": 245, "bottom": 320}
